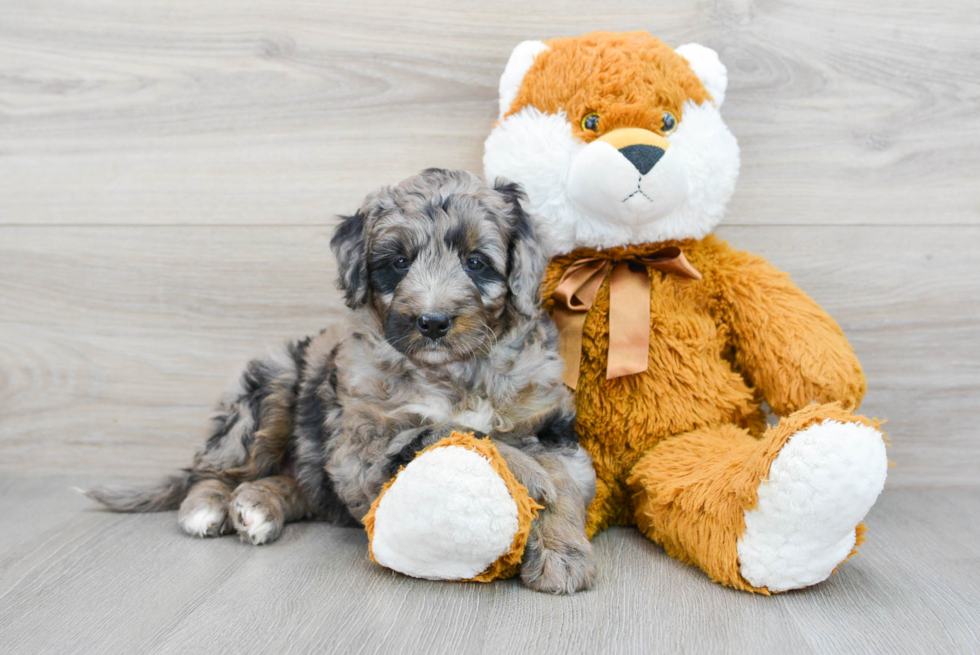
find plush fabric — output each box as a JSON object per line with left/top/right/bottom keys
{"left": 486, "top": 30, "right": 889, "bottom": 593}
{"left": 541, "top": 237, "right": 869, "bottom": 532}
{"left": 506, "top": 32, "right": 712, "bottom": 136}
{"left": 484, "top": 34, "right": 740, "bottom": 254}
{"left": 364, "top": 432, "right": 541, "bottom": 582}
{"left": 629, "top": 405, "right": 885, "bottom": 593}
{"left": 735, "top": 416, "right": 887, "bottom": 591}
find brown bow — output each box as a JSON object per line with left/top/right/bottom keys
{"left": 550, "top": 247, "right": 702, "bottom": 389}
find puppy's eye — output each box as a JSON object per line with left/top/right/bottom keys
{"left": 661, "top": 112, "right": 677, "bottom": 134}
{"left": 392, "top": 257, "right": 411, "bottom": 271}
{"left": 581, "top": 112, "right": 600, "bottom": 133}
{"left": 464, "top": 256, "right": 485, "bottom": 272}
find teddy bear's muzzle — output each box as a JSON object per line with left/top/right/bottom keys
{"left": 567, "top": 127, "right": 688, "bottom": 228}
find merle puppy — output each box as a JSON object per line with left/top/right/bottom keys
{"left": 87, "top": 168, "right": 597, "bottom": 594}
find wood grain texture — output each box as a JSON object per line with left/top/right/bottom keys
{"left": 0, "top": 479, "right": 978, "bottom": 654}
{"left": 0, "top": 0, "right": 978, "bottom": 226}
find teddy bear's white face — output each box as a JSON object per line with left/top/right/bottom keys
{"left": 484, "top": 38, "right": 740, "bottom": 255}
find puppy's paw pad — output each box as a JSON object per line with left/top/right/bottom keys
{"left": 521, "top": 541, "right": 597, "bottom": 595}
{"left": 231, "top": 495, "right": 282, "bottom": 545}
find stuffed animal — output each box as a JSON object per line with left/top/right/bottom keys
{"left": 364, "top": 431, "right": 541, "bottom": 582}
{"left": 483, "top": 30, "right": 889, "bottom": 593}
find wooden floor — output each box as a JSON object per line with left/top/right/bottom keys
{"left": 1, "top": 479, "right": 978, "bottom": 654}
{"left": 1, "top": 0, "right": 978, "bottom": 652}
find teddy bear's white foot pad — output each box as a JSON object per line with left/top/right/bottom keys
{"left": 370, "top": 445, "right": 519, "bottom": 580}
{"left": 737, "top": 420, "right": 887, "bottom": 591}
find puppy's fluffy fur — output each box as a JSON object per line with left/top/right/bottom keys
{"left": 87, "top": 169, "right": 597, "bottom": 594}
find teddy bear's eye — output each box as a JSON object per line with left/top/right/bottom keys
{"left": 661, "top": 112, "right": 677, "bottom": 134}
{"left": 581, "top": 112, "right": 600, "bottom": 132}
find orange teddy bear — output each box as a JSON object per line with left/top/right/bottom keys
{"left": 484, "top": 31, "right": 889, "bottom": 593}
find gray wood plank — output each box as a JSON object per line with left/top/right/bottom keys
{"left": 0, "top": 478, "right": 977, "bottom": 654}
{"left": 1, "top": 0, "right": 977, "bottom": 226}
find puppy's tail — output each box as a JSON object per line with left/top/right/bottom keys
{"left": 82, "top": 471, "right": 194, "bottom": 513}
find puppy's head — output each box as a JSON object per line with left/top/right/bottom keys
{"left": 331, "top": 169, "right": 545, "bottom": 366}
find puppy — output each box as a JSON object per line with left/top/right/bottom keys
{"left": 87, "top": 168, "right": 597, "bottom": 594}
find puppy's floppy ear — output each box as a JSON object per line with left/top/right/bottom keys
{"left": 330, "top": 210, "right": 369, "bottom": 309}
{"left": 496, "top": 179, "right": 546, "bottom": 318}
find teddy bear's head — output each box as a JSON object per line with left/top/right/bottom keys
{"left": 484, "top": 31, "right": 739, "bottom": 255}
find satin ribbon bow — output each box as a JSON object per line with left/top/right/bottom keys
{"left": 550, "top": 247, "right": 702, "bottom": 389}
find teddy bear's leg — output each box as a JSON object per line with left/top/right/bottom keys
{"left": 363, "top": 432, "right": 541, "bottom": 583}
{"left": 628, "top": 403, "right": 887, "bottom": 593}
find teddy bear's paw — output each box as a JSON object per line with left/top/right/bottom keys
{"left": 230, "top": 485, "right": 284, "bottom": 546}
{"left": 178, "top": 494, "right": 230, "bottom": 538}
{"left": 370, "top": 444, "right": 521, "bottom": 580}
{"left": 737, "top": 419, "right": 888, "bottom": 592}
{"left": 521, "top": 537, "right": 597, "bottom": 595}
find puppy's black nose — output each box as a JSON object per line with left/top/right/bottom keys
{"left": 619, "top": 144, "right": 665, "bottom": 175}
{"left": 416, "top": 313, "right": 453, "bottom": 339}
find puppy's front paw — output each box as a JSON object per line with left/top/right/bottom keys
{"left": 521, "top": 538, "right": 597, "bottom": 595}
{"left": 231, "top": 485, "right": 284, "bottom": 545}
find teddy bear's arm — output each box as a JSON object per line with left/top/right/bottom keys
{"left": 712, "top": 244, "right": 866, "bottom": 416}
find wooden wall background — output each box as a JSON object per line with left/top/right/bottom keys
{"left": 2, "top": 0, "right": 978, "bottom": 491}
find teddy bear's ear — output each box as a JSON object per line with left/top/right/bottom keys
{"left": 675, "top": 43, "right": 728, "bottom": 108}
{"left": 498, "top": 40, "right": 549, "bottom": 119}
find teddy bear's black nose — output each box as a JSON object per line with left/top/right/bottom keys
{"left": 619, "top": 144, "right": 666, "bottom": 175}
